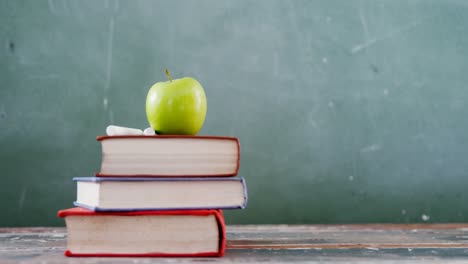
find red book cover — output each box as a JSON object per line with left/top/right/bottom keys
{"left": 96, "top": 135, "right": 240, "bottom": 177}
{"left": 58, "top": 207, "right": 226, "bottom": 257}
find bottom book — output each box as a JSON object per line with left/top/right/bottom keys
{"left": 58, "top": 207, "right": 226, "bottom": 257}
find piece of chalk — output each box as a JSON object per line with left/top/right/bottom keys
{"left": 106, "top": 125, "right": 144, "bottom": 136}
{"left": 144, "top": 127, "right": 156, "bottom": 136}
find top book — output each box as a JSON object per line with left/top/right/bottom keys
{"left": 96, "top": 135, "right": 240, "bottom": 177}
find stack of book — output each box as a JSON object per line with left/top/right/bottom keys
{"left": 58, "top": 135, "right": 247, "bottom": 257}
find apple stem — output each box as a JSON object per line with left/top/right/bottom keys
{"left": 165, "top": 68, "right": 173, "bottom": 82}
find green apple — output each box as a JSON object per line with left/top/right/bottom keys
{"left": 146, "top": 69, "right": 207, "bottom": 135}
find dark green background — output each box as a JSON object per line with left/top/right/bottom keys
{"left": 1, "top": 0, "right": 468, "bottom": 227}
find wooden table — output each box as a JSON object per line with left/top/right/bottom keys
{"left": 2, "top": 225, "right": 468, "bottom": 263}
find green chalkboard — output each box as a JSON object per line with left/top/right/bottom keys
{"left": 1, "top": 0, "right": 468, "bottom": 226}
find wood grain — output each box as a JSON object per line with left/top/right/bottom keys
{"left": 2, "top": 225, "right": 468, "bottom": 263}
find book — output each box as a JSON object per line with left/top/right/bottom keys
{"left": 74, "top": 177, "right": 248, "bottom": 211}
{"left": 96, "top": 135, "right": 240, "bottom": 177}
{"left": 58, "top": 207, "right": 226, "bottom": 257}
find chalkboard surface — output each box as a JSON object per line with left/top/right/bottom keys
{"left": 1, "top": 0, "right": 468, "bottom": 226}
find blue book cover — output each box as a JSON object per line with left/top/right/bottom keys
{"left": 73, "top": 176, "right": 248, "bottom": 212}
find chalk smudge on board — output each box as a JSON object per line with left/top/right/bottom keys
{"left": 18, "top": 187, "right": 27, "bottom": 210}
{"left": 421, "top": 214, "right": 430, "bottom": 221}
{"left": 351, "top": 19, "right": 424, "bottom": 54}
{"left": 360, "top": 144, "right": 382, "bottom": 153}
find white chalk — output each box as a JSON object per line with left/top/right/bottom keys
{"left": 144, "top": 127, "right": 156, "bottom": 136}
{"left": 106, "top": 125, "right": 144, "bottom": 136}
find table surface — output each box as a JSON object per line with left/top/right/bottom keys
{"left": 2, "top": 224, "right": 468, "bottom": 263}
